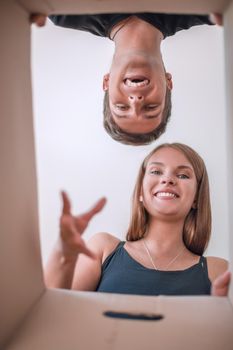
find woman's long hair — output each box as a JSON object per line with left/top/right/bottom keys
{"left": 126, "top": 143, "right": 211, "bottom": 256}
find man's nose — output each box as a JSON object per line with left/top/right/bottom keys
{"left": 128, "top": 94, "right": 144, "bottom": 102}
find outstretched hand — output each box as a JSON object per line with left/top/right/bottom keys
{"left": 60, "top": 191, "right": 106, "bottom": 261}
{"left": 211, "top": 270, "right": 231, "bottom": 296}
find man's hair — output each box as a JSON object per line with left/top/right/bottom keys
{"left": 103, "top": 87, "right": 172, "bottom": 146}
{"left": 126, "top": 143, "right": 211, "bottom": 256}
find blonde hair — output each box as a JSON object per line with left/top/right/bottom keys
{"left": 126, "top": 143, "right": 211, "bottom": 255}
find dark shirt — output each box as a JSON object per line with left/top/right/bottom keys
{"left": 49, "top": 13, "right": 213, "bottom": 39}
{"left": 96, "top": 242, "right": 211, "bottom": 296}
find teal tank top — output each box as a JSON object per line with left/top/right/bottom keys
{"left": 96, "top": 242, "right": 211, "bottom": 296}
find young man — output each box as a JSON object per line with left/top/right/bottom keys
{"left": 32, "top": 13, "right": 217, "bottom": 145}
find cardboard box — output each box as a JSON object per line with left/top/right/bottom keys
{"left": 0, "top": 1, "right": 232, "bottom": 349}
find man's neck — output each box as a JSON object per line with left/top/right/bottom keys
{"left": 112, "top": 16, "right": 163, "bottom": 57}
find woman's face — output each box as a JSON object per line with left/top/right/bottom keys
{"left": 141, "top": 147, "right": 197, "bottom": 221}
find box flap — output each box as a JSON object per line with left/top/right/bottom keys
{"left": 6, "top": 289, "right": 233, "bottom": 350}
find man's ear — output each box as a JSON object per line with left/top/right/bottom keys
{"left": 103, "top": 73, "right": 110, "bottom": 91}
{"left": 165, "top": 72, "right": 173, "bottom": 90}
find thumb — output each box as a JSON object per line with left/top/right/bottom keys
{"left": 61, "top": 190, "right": 72, "bottom": 215}
{"left": 81, "top": 197, "right": 107, "bottom": 222}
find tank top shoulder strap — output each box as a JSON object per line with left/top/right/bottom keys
{"left": 102, "top": 241, "right": 125, "bottom": 270}
{"left": 199, "top": 255, "right": 209, "bottom": 279}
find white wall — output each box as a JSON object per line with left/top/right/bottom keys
{"left": 31, "top": 19, "right": 228, "bottom": 264}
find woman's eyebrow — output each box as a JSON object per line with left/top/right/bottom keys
{"left": 148, "top": 162, "right": 164, "bottom": 166}
{"left": 176, "top": 165, "right": 193, "bottom": 171}
{"left": 148, "top": 163, "right": 193, "bottom": 171}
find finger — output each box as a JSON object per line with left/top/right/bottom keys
{"left": 81, "top": 197, "right": 107, "bottom": 222}
{"left": 30, "top": 14, "right": 47, "bottom": 27}
{"left": 60, "top": 219, "right": 95, "bottom": 258}
{"left": 61, "top": 191, "right": 71, "bottom": 215}
{"left": 70, "top": 232, "right": 97, "bottom": 260}
{"left": 209, "top": 13, "right": 223, "bottom": 26}
{"left": 214, "top": 270, "right": 231, "bottom": 288}
{"left": 79, "top": 245, "right": 97, "bottom": 260}
{"left": 211, "top": 270, "right": 231, "bottom": 296}
{"left": 212, "top": 284, "right": 228, "bottom": 297}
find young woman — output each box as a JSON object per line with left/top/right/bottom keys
{"left": 45, "top": 143, "right": 230, "bottom": 296}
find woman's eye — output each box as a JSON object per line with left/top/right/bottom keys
{"left": 177, "top": 174, "right": 189, "bottom": 179}
{"left": 150, "top": 170, "right": 162, "bottom": 175}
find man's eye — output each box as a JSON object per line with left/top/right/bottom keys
{"left": 145, "top": 105, "right": 157, "bottom": 111}
{"left": 177, "top": 174, "right": 189, "bottom": 179}
{"left": 116, "top": 105, "right": 128, "bottom": 111}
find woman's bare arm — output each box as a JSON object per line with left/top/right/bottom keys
{"left": 44, "top": 191, "right": 106, "bottom": 289}
{"left": 71, "top": 232, "right": 120, "bottom": 291}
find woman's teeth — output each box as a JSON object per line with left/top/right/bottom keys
{"left": 156, "top": 192, "right": 177, "bottom": 198}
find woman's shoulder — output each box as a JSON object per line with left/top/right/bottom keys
{"left": 87, "top": 232, "right": 121, "bottom": 263}
{"left": 206, "top": 256, "right": 228, "bottom": 282}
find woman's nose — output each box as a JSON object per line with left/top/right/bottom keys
{"left": 161, "top": 175, "right": 176, "bottom": 185}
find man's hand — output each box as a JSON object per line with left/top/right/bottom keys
{"left": 30, "top": 14, "right": 47, "bottom": 27}
{"left": 209, "top": 13, "right": 223, "bottom": 26}
{"left": 59, "top": 191, "right": 106, "bottom": 261}
{"left": 211, "top": 270, "right": 231, "bottom": 296}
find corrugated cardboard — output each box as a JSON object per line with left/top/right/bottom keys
{"left": 0, "top": 0, "right": 232, "bottom": 349}
{"left": 5, "top": 290, "right": 233, "bottom": 350}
